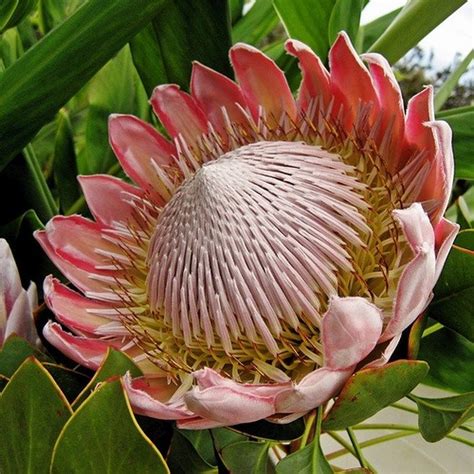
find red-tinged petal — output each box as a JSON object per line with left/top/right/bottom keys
{"left": 329, "top": 33, "right": 379, "bottom": 127}
{"left": 43, "top": 276, "right": 127, "bottom": 336}
{"left": 363, "top": 53, "right": 405, "bottom": 171}
{"left": 78, "top": 175, "right": 144, "bottom": 227}
{"left": 285, "top": 39, "right": 331, "bottom": 113}
{"left": 150, "top": 84, "right": 208, "bottom": 145}
{"left": 108, "top": 114, "right": 175, "bottom": 202}
{"left": 275, "top": 367, "right": 353, "bottom": 413}
{"left": 230, "top": 43, "right": 297, "bottom": 122}
{"left": 177, "top": 417, "right": 226, "bottom": 429}
{"left": 190, "top": 62, "right": 248, "bottom": 132}
{"left": 43, "top": 321, "right": 122, "bottom": 369}
{"left": 405, "top": 86, "right": 434, "bottom": 149}
{"left": 381, "top": 203, "right": 437, "bottom": 342}
{"left": 434, "top": 218, "right": 459, "bottom": 281}
{"left": 123, "top": 373, "right": 194, "bottom": 420}
{"left": 322, "top": 296, "right": 383, "bottom": 369}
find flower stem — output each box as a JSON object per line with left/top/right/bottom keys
{"left": 347, "top": 427, "right": 369, "bottom": 469}
{"left": 299, "top": 410, "right": 317, "bottom": 449}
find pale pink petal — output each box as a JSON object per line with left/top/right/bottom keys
{"left": 275, "top": 367, "right": 353, "bottom": 413}
{"left": 329, "top": 32, "right": 379, "bottom": 126}
{"left": 190, "top": 62, "right": 248, "bottom": 132}
{"left": 362, "top": 53, "right": 405, "bottom": 172}
{"left": 78, "top": 175, "right": 144, "bottom": 227}
{"left": 0, "top": 239, "right": 23, "bottom": 317}
{"left": 322, "top": 296, "right": 383, "bottom": 369}
{"left": 434, "top": 218, "right": 459, "bottom": 281}
{"left": 230, "top": 43, "right": 297, "bottom": 121}
{"left": 123, "top": 373, "right": 194, "bottom": 420}
{"left": 43, "top": 276, "right": 127, "bottom": 336}
{"left": 285, "top": 39, "right": 331, "bottom": 113}
{"left": 177, "top": 417, "right": 226, "bottom": 429}
{"left": 43, "top": 321, "right": 123, "bottom": 369}
{"left": 150, "top": 85, "right": 208, "bottom": 145}
{"left": 108, "top": 114, "right": 175, "bottom": 203}
{"left": 381, "top": 203, "right": 437, "bottom": 342}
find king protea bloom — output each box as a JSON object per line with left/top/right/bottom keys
{"left": 36, "top": 33, "right": 458, "bottom": 428}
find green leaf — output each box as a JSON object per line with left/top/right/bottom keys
{"left": 53, "top": 109, "right": 81, "bottom": 212}
{"left": 427, "top": 230, "right": 474, "bottom": 342}
{"left": 0, "top": 358, "right": 72, "bottom": 474}
{"left": 51, "top": 380, "right": 168, "bottom": 473}
{"left": 180, "top": 429, "right": 217, "bottom": 466}
{"left": 167, "top": 430, "right": 218, "bottom": 474}
{"left": 359, "top": 7, "right": 403, "bottom": 52}
{"left": 419, "top": 326, "right": 474, "bottom": 393}
{"left": 229, "top": 0, "right": 244, "bottom": 24}
{"left": 233, "top": 418, "right": 305, "bottom": 441}
{"left": 368, "top": 0, "right": 467, "bottom": 64}
{"left": 0, "top": 26, "right": 24, "bottom": 68}
{"left": 434, "top": 50, "right": 474, "bottom": 112}
{"left": 211, "top": 427, "right": 247, "bottom": 451}
{"left": 273, "top": 0, "right": 336, "bottom": 63}
{"left": 456, "top": 196, "right": 473, "bottom": 229}
{"left": 276, "top": 438, "right": 332, "bottom": 474}
{"left": 411, "top": 392, "right": 474, "bottom": 442}
{"left": 327, "top": 0, "right": 364, "bottom": 46}
{"left": 43, "top": 362, "right": 90, "bottom": 402}
{"left": 437, "top": 106, "right": 474, "bottom": 181}
{"left": 0, "top": 335, "right": 47, "bottom": 378}
{"left": 0, "top": 0, "right": 166, "bottom": 173}
{"left": 221, "top": 441, "right": 271, "bottom": 474}
{"left": 232, "top": 0, "right": 278, "bottom": 46}
{"left": 0, "top": 0, "right": 37, "bottom": 33}
{"left": 37, "top": 0, "right": 85, "bottom": 33}
{"left": 72, "top": 348, "right": 142, "bottom": 408}
{"left": 130, "top": 0, "right": 232, "bottom": 96}
{"left": 323, "top": 360, "right": 429, "bottom": 430}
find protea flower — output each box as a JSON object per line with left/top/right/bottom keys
{"left": 35, "top": 33, "right": 458, "bottom": 428}
{"left": 0, "top": 239, "right": 40, "bottom": 348}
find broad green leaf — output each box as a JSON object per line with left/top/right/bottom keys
{"left": 43, "top": 362, "right": 90, "bottom": 402}
{"left": 456, "top": 196, "right": 473, "bottom": 229}
{"left": 427, "top": 230, "right": 474, "bottom": 342}
{"left": 211, "top": 427, "right": 247, "bottom": 451}
{"left": 276, "top": 438, "right": 332, "bottom": 474}
{"left": 0, "top": 335, "right": 47, "bottom": 378}
{"left": 0, "top": 0, "right": 37, "bottom": 33}
{"left": 411, "top": 392, "right": 474, "bottom": 442}
{"left": 167, "top": 430, "right": 218, "bottom": 474}
{"left": 0, "top": 27, "right": 23, "bottom": 68}
{"left": 232, "top": 0, "right": 278, "bottom": 46}
{"left": 230, "top": 0, "right": 244, "bottom": 24}
{"left": 437, "top": 107, "right": 474, "bottom": 181}
{"left": 37, "top": 0, "right": 85, "bottom": 33}
{"left": 53, "top": 109, "right": 80, "bottom": 212}
{"left": 51, "top": 381, "right": 168, "bottom": 473}
{"left": 0, "top": 0, "right": 166, "bottom": 173}
{"left": 0, "top": 358, "right": 72, "bottom": 474}
{"left": 130, "top": 0, "right": 232, "bottom": 95}
{"left": 72, "top": 348, "right": 142, "bottom": 408}
{"left": 359, "top": 7, "right": 403, "bottom": 52}
{"left": 180, "top": 429, "right": 217, "bottom": 466}
{"left": 233, "top": 417, "right": 305, "bottom": 441}
{"left": 328, "top": 0, "right": 364, "bottom": 46}
{"left": 368, "top": 0, "right": 467, "bottom": 64}
{"left": 419, "top": 327, "right": 474, "bottom": 393}
{"left": 81, "top": 46, "right": 139, "bottom": 175}
{"left": 434, "top": 50, "right": 474, "bottom": 112}
{"left": 323, "top": 360, "right": 429, "bottom": 430}
{"left": 273, "top": 0, "right": 336, "bottom": 63}
{"left": 221, "top": 441, "right": 271, "bottom": 474}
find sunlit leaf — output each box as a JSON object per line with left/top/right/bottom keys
{"left": 328, "top": 0, "right": 364, "bottom": 46}
{"left": 323, "top": 360, "right": 429, "bottom": 430}
{"left": 359, "top": 7, "right": 402, "bottom": 52}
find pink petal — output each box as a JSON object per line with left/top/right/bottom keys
{"left": 381, "top": 203, "right": 437, "bottom": 342}
{"left": 434, "top": 218, "right": 459, "bottom": 281}
{"left": 43, "top": 321, "right": 122, "bottom": 369}
{"left": 275, "top": 367, "right": 353, "bottom": 413}
{"left": 285, "top": 39, "right": 331, "bottom": 114}
{"left": 322, "top": 296, "right": 383, "bottom": 369}
{"left": 404, "top": 87, "right": 434, "bottom": 151}
{"left": 43, "top": 276, "right": 126, "bottom": 336}
{"left": 150, "top": 85, "right": 208, "bottom": 145}
{"left": 177, "top": 417, "right": 226, "bottom": 429}
{"left": 329, "top": 33, "right": 379, "bottom": 127}
{"left": 108, "top": 114, "right": 175, "bottom": 203}
{"left": 78, "top": 175, "right": 145, "bottom": 227}
{"left": 190, "top": 61, "right": 248, "bottom": 132}
{"left": 123, "top": 373, "right": 194, "bottom": 420}
{"left": 362, "top": 53, "right": 405, "bottom": 172}
{"left": 230, "top": 43, "right": 297, "bottom": 122}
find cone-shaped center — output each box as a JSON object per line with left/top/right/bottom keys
{"left": 146, "top": 141, "right": 369, "bottom": 362}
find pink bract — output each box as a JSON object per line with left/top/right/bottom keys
{"left": 36, "top": 33, "right": 458, "bottom": 428}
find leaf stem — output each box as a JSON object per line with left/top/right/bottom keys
{"left": 391, "top": 401, "right": 418, "bottom": 415}
{"left": 299, "top": 410, "right": 316, "bottom": 449}
{"left": 347, "top": 427, "right": 369, "bottom": 469}
{"left": 328, "top": 432, "right": 378, "bottom": 473}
